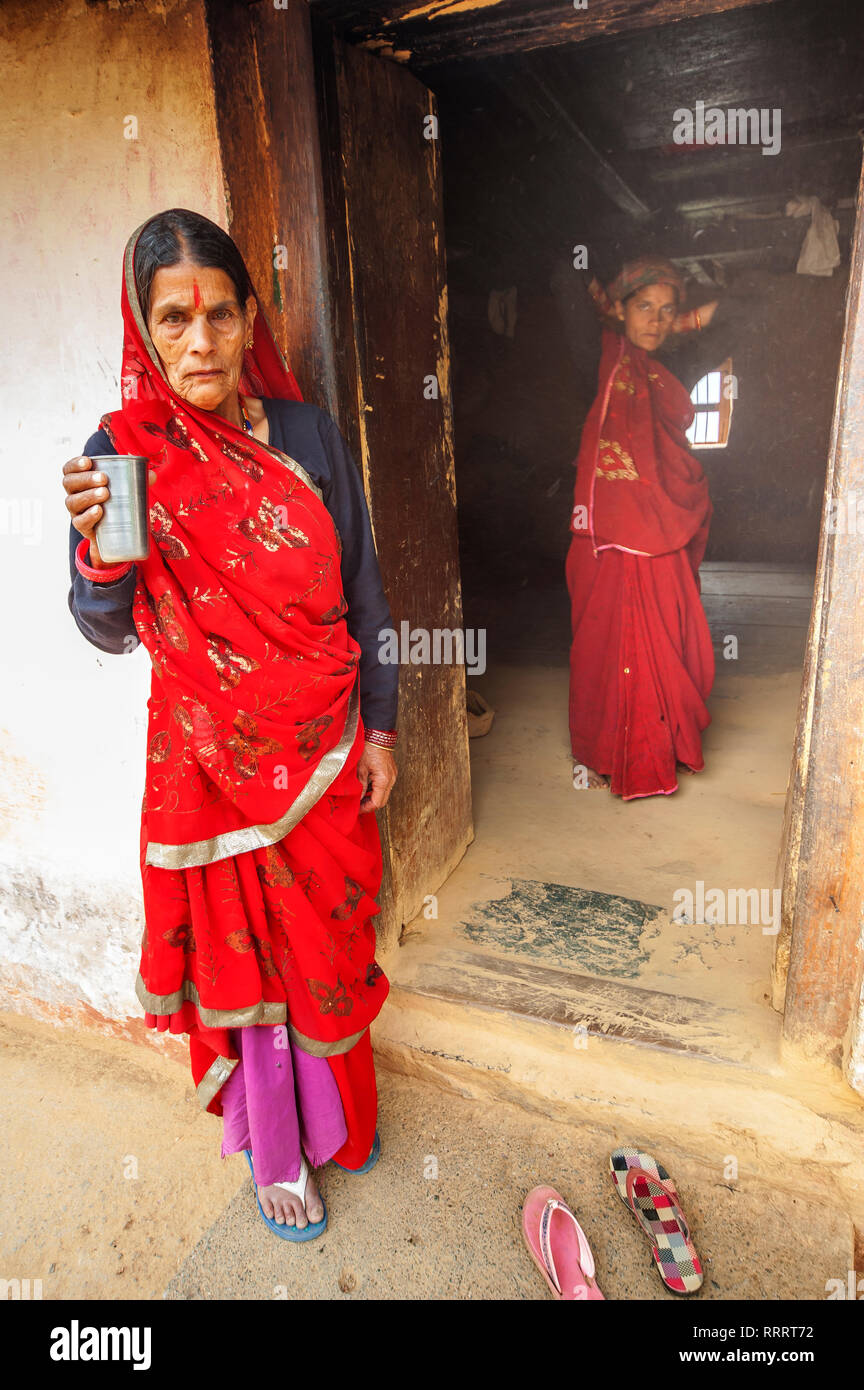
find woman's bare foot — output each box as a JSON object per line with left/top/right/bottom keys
{"left": 585, "top": 767, "right": 610, "bottom": 789}
{"left": 573, "top": 761, "right": 610, "bottom": 790}
{"left": 258, "top": 1169, "right": 324, "bottom": 1229}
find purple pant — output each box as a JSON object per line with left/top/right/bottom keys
{"left": 220, "top": 1024, "right": 348, "bottom": 1186}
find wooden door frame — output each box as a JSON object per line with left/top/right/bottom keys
{"left": 310, "top": 20, "right": 474, "bottom": 941}
{"left": 773, "top": 153, "right": 864, "bottom": 1094}
{"left": 204, "top": 0, "right": 864, "bottom": 1084}
{"left": 204, "top": 0, "right": 473, "bottom": 957}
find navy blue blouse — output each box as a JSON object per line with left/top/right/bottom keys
{"left": 67, "top": 399, "right": 399, "bottom": 731}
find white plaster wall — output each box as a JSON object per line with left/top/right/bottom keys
{"left": 0, "top": 0, "right": 227, "bottom": 1024}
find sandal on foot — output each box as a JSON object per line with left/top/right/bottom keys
{"left": 332, "top": 1130, "right": 380, "bottom": 1175}
{"left": 243, "top": 1149, "right": 327, "bottom": 1243}
{"left": 609, "top": 1147, "right": 702, "bottom": 1294}
{"left": 522, "top": 1186, "right": 605, "bottom": 1300}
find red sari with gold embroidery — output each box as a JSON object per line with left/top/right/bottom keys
{"left": 102, "top": 223, "right": 387, "bottom": 1165}
{"left": 566, "top": 329, "right": 715, "bottom": 799}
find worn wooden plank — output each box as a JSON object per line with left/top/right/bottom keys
{"left": 699, "top": 567, "right": 815, "bottom": 598}
{"left": 528, "top": 4, "right": 864, "bottom": 154}
{"left": 309, "top": 0, "right": 783, "bottom": 70}
{"left": 205, "top": 0, "right": 339, "bottom": 414}
{"left": 400, "top": 946, "right": 766, "bottom": 1066}
{"left": 778, "top": 152, "right": 864, "bottom": 1085}
{"left": 313, "top": 25, "right": 474, "bottom": 945}
{"left": 700, "top": 596, "right": 813, "bottom": 629}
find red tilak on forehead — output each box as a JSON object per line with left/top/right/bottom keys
{"left": 192, "top": 280, "right": 202, "bottom": 308}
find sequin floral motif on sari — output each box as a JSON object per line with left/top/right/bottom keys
{"left": 146, "top": 702, "right": 223, "bottom": 815}
{"left": 149, "top": 500, "right": 190, "bottom": 559}
{"left": 140, "top": 415, "right": 209, "bottom": 462}
{"left": 321, "top": 597, "right": 349, "bottom": 624}
{"left": 257, "top": 843, "right": 296, "bottom": 889}
{"left": 226, "top": 712, "right": 284, "bottom": 779}
{"left": 613, "top": 360, "right": 637, "bottom": 396}
{"left": 296, "top": 715, "right": 333, "bottom": 760}
{"left": 163, "top": 922, "right": 196, "bottom": 954}
{"left": 237, "top": 497, "right": 310, "bottom": 552}
{"left": 331, "top": 876, "right": 364, "bottom": 921}
{"left": 152, "top": 590, "right": 189, "bottom": 651}
{"left": 172, "top": 699, "right": 219, "bottom": 755}
{"left": 148, "top": 730, "right": 171, "bottom": 763}
{"left": 307, "top": 976, "right": 353, "bottom": 1017}
{"left": 207, "top": 634, "right": 260, "bottom": 690}
{"left": 224, "top": 927, "right": 278, "bottom": 978}
{"left": 597, "top": 438, "right": 640, "bottom": 481}
{"left": 212, "top": 430, "right": 264, "bottom": 481}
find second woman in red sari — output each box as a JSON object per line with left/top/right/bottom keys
{"left": 566, "top": 258, "right": 715, "bottom": 800}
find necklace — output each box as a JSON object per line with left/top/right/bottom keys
{"left": 239, "top": 395, "right": 255, "bottom": 437}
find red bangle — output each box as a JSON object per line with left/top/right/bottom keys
{"left": 75, "top": 537, "right": 133, "bottom": 584}
{"left": 365, "top": 728, "right": 397, "bottom": 749}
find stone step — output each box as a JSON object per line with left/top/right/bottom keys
{"left": 373, "top": 933, "right": 864, "bottom": 1230}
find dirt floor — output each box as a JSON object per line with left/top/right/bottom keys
{"left": 3, "top": 565, "right": 857, "bottom": 1302}
{"left": 450, "top": 562, "right": 814, "bottom": 1023}
{"left": 0, "top": 1011, "right": 854, "bottom": 1301}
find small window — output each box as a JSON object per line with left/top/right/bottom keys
{"left": 686, "top": 357, "right": 734, "bottom": 449}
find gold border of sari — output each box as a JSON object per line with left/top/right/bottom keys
{"left": 136, "top": 973, "right": 367, "bottom": 1062}
{"left": 196, "top": 1054, "right": 239, "bottom": 1109}
{"left": 144, "top": 685, "right": 359, "bottom": 869}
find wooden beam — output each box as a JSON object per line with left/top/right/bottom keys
{"left": 661, "top": 215, "right": 807, "bottom": 263}
{"left": 678, "top": 257, "right": 719, "bottom": 287}
{"left": 776, "top": 151, "right": 864, "bottom": 1088}
{"left": 649, "top": 133, "right": 862, "bottom": 186}
{"left": 204, "top": 0, "right": 339, "bottom": 414}
{"left": 522, "top": 69, "right": 652, "bottom": 221}
{"left": 309, "top": 0, "right": 783, "bottom": 71}
{"left": 483, "top": 63, "right": 652, "bottom": 221}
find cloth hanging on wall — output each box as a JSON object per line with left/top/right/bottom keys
{"left": 785, "top": 196, "right": 841, "bottom": 277}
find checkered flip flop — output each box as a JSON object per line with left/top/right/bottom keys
{"left": 609, "top": 1147, "right": 703, "bottom": 1294}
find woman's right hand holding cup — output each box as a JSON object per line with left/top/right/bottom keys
{"left": 63, "top": 455, "right": 112, "bottom": 567}
{"left": 62, "top": 456, "right": 156, "bottom": 568}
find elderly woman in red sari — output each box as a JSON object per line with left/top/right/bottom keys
{"left": 63, "top": 210, "right": 398, "bottom": 1239}
{"left": 566, "top": 258, "right": 718, "bottom": 799}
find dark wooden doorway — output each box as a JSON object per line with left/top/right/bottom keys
{"left": 205, "top": 0, "right": 864, "bottom": 1090}
{"left": 206, "top": 0, "right": 473, "bottom": 957}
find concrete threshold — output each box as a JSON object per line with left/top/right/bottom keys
{"left": 373, "top": 932, "right": 864, "bottom": 1233}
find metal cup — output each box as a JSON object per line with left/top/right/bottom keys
{"left": 91, "top": 455, "right": 150, "bottom": 563}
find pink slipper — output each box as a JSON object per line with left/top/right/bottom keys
{"left": 522, "top": 1186, "right": 605, "bottom": 1300}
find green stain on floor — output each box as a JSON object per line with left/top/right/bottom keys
{"left": 459, "top": 878, "right": 663, "bottom": 979}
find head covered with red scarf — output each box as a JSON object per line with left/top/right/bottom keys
{"left": 572, "top": 255, "right": 710, "bottom": 564}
